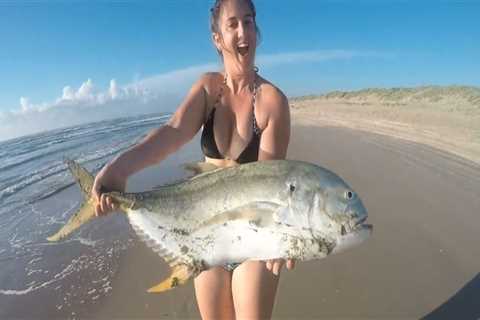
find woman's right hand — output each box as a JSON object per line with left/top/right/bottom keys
{"left": 91, "top": 163, "right": 127, "bottom": 217}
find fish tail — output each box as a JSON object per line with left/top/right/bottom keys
{"left": 147, "top": 260, "right": 204, "bottom": 293}
{"left": 46, "top": 159, "right": 98, "bottom": 242}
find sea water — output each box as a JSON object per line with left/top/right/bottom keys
{"left": 0, "top": 113, "right": 175, "bottom": 317}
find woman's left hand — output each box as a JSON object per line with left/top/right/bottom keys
{"left": 266, "top": 259, "right": 296, "bottom": 276}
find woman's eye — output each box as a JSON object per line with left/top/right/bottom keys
{"left": 245, "top": 19, "right": 254, "bottom": 26}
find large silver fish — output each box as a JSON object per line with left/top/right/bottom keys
{"left": 47, "top": 159, "right": 372, "bottom": 293}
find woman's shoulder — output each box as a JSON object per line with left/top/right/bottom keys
{"left": 197, "top": 72, "right": 223, "bottom": 94}
{"left": 256, "top": 76, "right": 289, "bottom": 113}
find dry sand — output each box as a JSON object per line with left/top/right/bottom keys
{"left": 90, "top": 86, "right": 480, "bottom": 319}
{"left": 290, "top": 86, "right": 480, "bottom": 165}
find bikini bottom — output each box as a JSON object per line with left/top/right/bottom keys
{"left": 223, "top": 262, "right": 242, "bottom": 272}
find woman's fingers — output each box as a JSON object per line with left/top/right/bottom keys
{"left": 106, "top": 196, "right": 115, "bottom": 210}
{"left": 272, "top": 260, "right": 284, "bottom": 276}
{"left": 266, "top": 260, "right": 273, "bottom": 271}
{"left": 92, "top": 178, "right": 101, "bottom": 202}
{"left": 265, "top": 259, "right": 296, "bottom": 275}
{"left": 99, "top": 194, "right": 105, "bottom": 214}
{"left": 95, "top": 195, "right": 117, "bottom": 217}
{"left": 95, "top": 202, "right": 102, "bottom": 217}
{"left": 286, "top": 259, "right": 296, "bottom": 270}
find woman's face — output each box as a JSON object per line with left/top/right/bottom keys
{"left": 213, "top": 0, "right": 257, "bottom": 71}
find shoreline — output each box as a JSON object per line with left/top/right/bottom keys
{"left": 290, "top": 98, "right": 480, "bottom": 165}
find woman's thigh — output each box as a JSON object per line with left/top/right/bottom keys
{"left": 231, "top": 260, "right": 280, "bottom": 320}
{"left": 194, "top": 266, "right": 235, "bottom": 320}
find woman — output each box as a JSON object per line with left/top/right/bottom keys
{"left": 92, "top": 0, "right": 294, "bottom": 318}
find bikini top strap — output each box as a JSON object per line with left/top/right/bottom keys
{"left": 210, "top": 70, "right": 261, "bottom": 135}
{"left": 252, "top": 71, "right": 261, "bottom": 135}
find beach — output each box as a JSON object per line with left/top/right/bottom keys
{"left": 1, "top": 88, "right": 480, "bottom": 319}
{"left": 93, "top": 89, "right": 479, "bottom": 319}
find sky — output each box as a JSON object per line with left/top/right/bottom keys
{"left": 0, "top": 0, "right": 479, "bottom": 141}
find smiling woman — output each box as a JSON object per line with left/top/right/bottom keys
{"left": 90, "top": 0, "right": 292, "bottom": 319}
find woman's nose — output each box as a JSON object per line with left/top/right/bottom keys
{"left": 237, "top": 21, "right": 247, "bottom": 38}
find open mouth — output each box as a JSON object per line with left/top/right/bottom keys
{"left": 355, "top": 216, "right": 368, "bottom": 226}
{"left": 237, "top": 44, "right": 249, "bottom": 56}
{"left": 340, "top": 216, "right": 370, "bottom": 236}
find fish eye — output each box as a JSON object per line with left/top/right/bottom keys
{"left": 345, "top": 190, "right": 355, "bottom": 200}
{"left": 289, "top": 184, "right": 296, "bottom": 192}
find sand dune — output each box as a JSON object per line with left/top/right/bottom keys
{"left": 290, "top": 85, "right": 480, "bottom": 165}
{"left": 308, "top": 85, "right": 480, "bottom": 111}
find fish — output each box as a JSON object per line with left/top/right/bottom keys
{"left": 47, "top": 159, "right": 372, "bottom": 293}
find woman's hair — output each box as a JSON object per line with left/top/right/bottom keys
{"left": 209, "top": 0, "right": 262, "bottom": 56}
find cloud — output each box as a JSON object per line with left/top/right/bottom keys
{"left": 257, "top": 49, "right": 392, "bottom": 67}
{"left": 0, "top": 64, "right": 216, "bottom": 142}
{"left": 257, "top": 49, "right": 355, "bottom": 66}
{"left": 0, "top": 49, "right": 387, "bottom": 142}
{"left": 19, "top": 97, "right": 31, "bottom": 112}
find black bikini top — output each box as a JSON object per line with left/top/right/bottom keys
{"left": 200, "top": 74, "right": 262, "bottom": 164}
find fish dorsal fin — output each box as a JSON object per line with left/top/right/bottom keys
{"left": 147, "top": 261, "right": 204, "bottom": 293}
{"left": 193, "top": 201, "right": 282, "bottom": 232}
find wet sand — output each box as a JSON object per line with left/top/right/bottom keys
{"left": 89, "top": 113, "right": 480, "bottom": 319}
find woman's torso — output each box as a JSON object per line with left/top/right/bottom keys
{"left": 200, "top": 72, "right": 270, "bottom": 168}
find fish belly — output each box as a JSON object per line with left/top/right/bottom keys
{"left": 127, "top": 209, "right": 187, "bottom": 262}
{"left": 127, "top": 209, "right": 290, "bottom": 268}
{"left": 189, "top": 220, "right": 288, "bottom": 268}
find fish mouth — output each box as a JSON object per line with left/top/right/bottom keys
{"left": 354, "top": 216, "right": 368, "bottom": 226}
{"left": 340, "top": 216, "right": 371, "bottom": 236}
{"left": 353, "top": 216, "right": 372, "bottom": 233}
{"left": 332, "top": 223, "right": 372, "bottom": 255}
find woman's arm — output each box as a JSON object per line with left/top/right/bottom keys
{"left": 93, "top": 74, "right": 211, "bottom": 215}
{"left": 258, "top": 87, "right": 290, "bottom": 161}
{"left": 108, "top": 75, "right": 209, "bottom": 177}
{"left": 257, "top": 86, "right": 295, "bottom": 275}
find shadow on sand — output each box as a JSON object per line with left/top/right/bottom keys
{"left": 422, "top": 273, "right": 480, "bottom": 320}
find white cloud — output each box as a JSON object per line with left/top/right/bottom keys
{"left": 77, "top": 78, "right": 95, "bottom": 100}
{"left": 0, "top": 65, "right": 214, "bottom": 142}
{"left": 257, "top": 49, "right": 392, "bottom": 67}
{"left": 257, "top": 49, "right": 355, "bottom": 66}
{"left": 0, "top": 49, "right": 387, "bottom": 142}
{"left": 20, "top": 97, "right": 31, "bottom": 113}
{"left": 62, "top": 86, "right": 75, "bottom": 100}
{"left": 109, "top": 79, "right": 119, "bottom": 99}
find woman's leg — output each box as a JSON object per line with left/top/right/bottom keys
{"left": 194, "top": 266, "right": 236, "bottom": 320}
{"left": 231, "top": 261, "right": 280, "bottom": 320}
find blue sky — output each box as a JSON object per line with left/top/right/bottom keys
{"left": 0, "top": 0, "right": 479, "bottom": 140}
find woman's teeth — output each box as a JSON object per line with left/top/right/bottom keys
{"left": 238, "top": 45, "right": 249, "bottom": 56}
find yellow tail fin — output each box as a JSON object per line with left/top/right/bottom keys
{"left": 147, "top": 261, "right": 204, "bottom": 293}
{"left": 47, "top": 159, "right": 96, "bottom": 242}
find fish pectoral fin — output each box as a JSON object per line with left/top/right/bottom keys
{"left": 193, "top": 201, "right": 282, "bottom": 232}
{"left": 47, "top": 199, "right": 96, "bottom": 242}
{"left": 147, "top": 262, "right": 200, "bottom": 293}
{"left": 182, "top": 161, "right": 222, "bottom": 177}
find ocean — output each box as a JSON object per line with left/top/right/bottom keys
{"left": 0, "top": 113, "right": 188, "bottom": 318}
